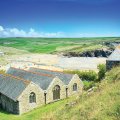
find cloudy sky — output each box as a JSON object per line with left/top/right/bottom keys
{"left": 0, "top": 0, "right": 120, "bottom": 37}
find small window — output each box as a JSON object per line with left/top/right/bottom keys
{"left": 29, "top": 92, "right": 36, "bottom": 103}
{"left": 73, "top": 83, "right": 77, "bottom": 91}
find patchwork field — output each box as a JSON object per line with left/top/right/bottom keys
{"left": 0, "top": 37, "right": 120, "bottom": 54}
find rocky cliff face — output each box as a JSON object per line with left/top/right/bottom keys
{"left": 63, "top": 41, "right": 120, "bottom": 58}
{"left": 104, "top": 41, "right": 120, "bottom": 47}
{"left": 63, "top": 49, "right": 113, "bottom": 58}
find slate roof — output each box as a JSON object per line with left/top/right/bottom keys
{"left": 7, "top": 67, "right": 54, "bottom": 90}
{"left": 29, "top": 67, "right": 73, "bottom": 85}
{"left": 0, "top": 73, "right": 30, "bottom": 101}
{"left": 107, "top": 45, "right": 120, "bottom": 61}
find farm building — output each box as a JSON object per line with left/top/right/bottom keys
{"left": 0, "top": 67, "right": 83, "bottom": 114}
{"left": 106, "top": 45, "right": 120, "bottom": 70}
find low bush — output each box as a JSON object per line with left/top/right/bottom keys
{"left": 98, "top": 64, "right": 106, "bottom": 81}
{"left": 83, "top": 81, "right": 95, "bottom": 90}
{"left": 64, "top": 70, "right": 97, "bottom": 82}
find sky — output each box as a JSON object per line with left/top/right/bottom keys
{"left": 0, "top": 0, "right": 120, "bottom": 37}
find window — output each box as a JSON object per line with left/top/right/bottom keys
{"left": 29, "top": 92, "right": 36, "bottom": 103}
{"left": 73, "top": 83, "right": 77, "bottom": 91}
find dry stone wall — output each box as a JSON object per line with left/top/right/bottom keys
{"left": 67, "top": 74, "right": 83, "bottom": 96}
{"left": 18, "top": 82, "right": 44, "bottom": 114}
{"left": 0, "top": 94, "right": 19, "bottom": 114}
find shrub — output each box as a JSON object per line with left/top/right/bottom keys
{"left": 98, "top": 64, "right": 106, "bottom": 81}
{"left": 83, "top": 81, "right": 95, "bottom": 90}
{"left": 64, "top": 70, "right": 97, "bottom": 82}
{"left": 79, "top": 71, "right": 97, "bottom": 82}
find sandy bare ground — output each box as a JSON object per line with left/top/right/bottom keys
{"left": 3, "top": 53, "right": 106, "bottom": 72}
{"left": 56, "top": 57, "right": 106, "bottom": 72}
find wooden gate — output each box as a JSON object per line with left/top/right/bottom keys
{"left": 53, "top": 85, "right": 60, "bottom": 100}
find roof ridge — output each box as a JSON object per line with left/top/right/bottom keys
{"left": 111, "top": 47, "right": 120, "bottom": 55}
{"left": 30, "top": 67, "right": 73, "bottom": 75}
{"left": 0, "top": 72, "right": 30, "bottom": 85}
{"left": 10, "top": 67, "right": 54, "bottom": 78}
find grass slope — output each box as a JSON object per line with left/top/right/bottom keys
{"left": 0, "top": 37, "right": 120, "bottom": 53}
{"left": 0, "top": 66, "right": 120, "bottom": 120}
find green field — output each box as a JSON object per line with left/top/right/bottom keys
{"left": 0, "top": 37, "right": 120, "bottom": 54}
{"left": 0, "top": 66, "right": 120, "bottom": 120}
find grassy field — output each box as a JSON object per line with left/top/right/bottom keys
{"left": 0, "top": 66, "right": 120, "bottom": 120}
{"left": 0, "top": 37, "right": 120, "bottom": 54}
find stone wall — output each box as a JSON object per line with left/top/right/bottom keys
{"left": 46, "top": 77, "right": 66, "bottom": 103}
{"left": 106, "top": 60, "right": 120, "bottom": 70}
{"left": 0, "top": 93, "right": 19, "bottom": 114}
{"left": 46, "top": 75, "right": 83, "bottom": 104}
{"left": 0, "top": 75, "right": 83, "bottom": 115}
{"left": 67, "top": 74, "right": 83, "bottom": 97}
{"left": 18, "top": 82, "right": 44, "bottom": 114}
{"left": 16, "top": 75, "right": 83, "bottom": 114}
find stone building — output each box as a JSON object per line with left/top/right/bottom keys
{"left": 0, "top": 67, "right": 83, "bottom": 114}
{"left": 106, "top": 45, "right": 120, "bottom": 70}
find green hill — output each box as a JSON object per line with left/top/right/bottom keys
{"left": 0, "top": 66, "right": 120, "bottom": 120}
{"left": 0, "top": 37, "right": 119, "bottom": 53}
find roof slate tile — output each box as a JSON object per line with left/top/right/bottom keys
{"left": 0, "top": 73, "right": 29, "bottom": 101}
{"left": 7, "top": 67, "right": 54, "bottom": 90}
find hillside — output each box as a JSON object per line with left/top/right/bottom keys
{"left": 0, "top": 66, "right": 120, "bottom": 120}
{"left": 0, "top": 37, "right": 120, "bottom": 54}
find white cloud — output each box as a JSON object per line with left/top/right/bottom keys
{"left": 0, "top": 25, "right": 65, "bottom": 38}
{"left": 70, "top": 32, "right": 120, "bottom": 38}
{"left": 0, "top": 25, "right": 119, "bottom": 38}
{"left": 0, "top": 26, "right": 4, "bottom": 31}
